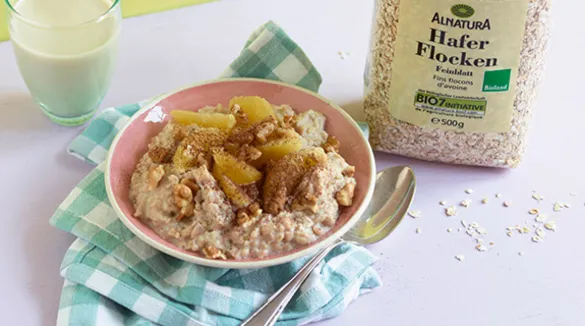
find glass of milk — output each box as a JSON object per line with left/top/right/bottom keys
{"left": 5, "top": 0, "right": 121, "bottom": 126}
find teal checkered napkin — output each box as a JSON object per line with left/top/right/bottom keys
{"left": 53, "top": 21, "right": 380, "bottom": 326}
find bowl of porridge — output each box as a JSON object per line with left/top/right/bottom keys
{"left": 105, "top": 78, "right": 375, "bottom": 269}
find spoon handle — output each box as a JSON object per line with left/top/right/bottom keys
{"left": 240, "top": 239, "right": 344, "bottom": 326}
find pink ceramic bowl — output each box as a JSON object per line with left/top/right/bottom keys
{"left": 105, "top": 78, "right": 375, "bottom": 269}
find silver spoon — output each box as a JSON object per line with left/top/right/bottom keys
{"left": 241, "top": 166, "right": 416, "bottom": 326}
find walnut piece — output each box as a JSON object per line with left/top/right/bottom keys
{"left": 292, "top": 193, "right": 318, "bottom": 213}
{"left": 230, "top": 103, "right": 241, "bottom": 114}
{"left": 335, "top": 182, "right": 355, "bottom": 206}
{"left": 230, "top": 104, "right": 249, "bottom": 125}
{"left": 236, "top": 210, "right": 257, "bottom": 228}
{"left": 265, "top": 184, "right": 287, "bottom": 215}
{"left": 195, "top": 152, "right": 212, "bottom": 169}
{"left": 248, "top": 202, "right": 262, "bottom": 217}
{"left": 254, "top": 116, "right": 277, "bottom": 144}
{"left": 282, "top": 115, "right": 298, "bottom": 128}
{"left": 274, "top": 127, "right": 299, "bottom": 139}
{"left": 173, "top": 184, "right": 194, "bottom": 221}
{"left": 202, "top": 246, "right": 227, "bottom": 260}
{"left": 180, "top": 178, "right": 200, "bottom": 194}
{"left": 235, "top": 144, "right": 262, "bottom": 162}
{"left": 322, "top": 136, "right": 340, "bottom": 153}
{"left": 147, "top": 165, "right": 165, "bottom": 191}
{"left": 235, "top": 201, "right": 263, "bottom": 227}
{"left": 342, "top": 166, "right": 355, "bottom": 177}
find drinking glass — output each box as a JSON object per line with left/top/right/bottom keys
{"left": 5, "top": 0, "right": 121, "bottom": 126}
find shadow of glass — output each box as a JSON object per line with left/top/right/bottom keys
{"left": 0, "top": 89, "right": 52, "bottom": 131}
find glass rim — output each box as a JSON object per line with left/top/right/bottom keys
{"left": 4, "top": 0, "right": 121, "bottom": 29}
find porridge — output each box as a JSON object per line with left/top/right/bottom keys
{"left": 129, "top": 96, "right": 357, "bottom": 260}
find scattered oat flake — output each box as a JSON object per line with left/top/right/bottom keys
{"left": 535, "top": 214, "right": 547, "bottom": 223}
{"left": 520, "top": 227, "right": 531, "bottom": 234}
{"left": 471, "top": 222, "right": 479, "bottom": 228}
{"left": 461, "top": 220, "right": 468, "bottom": 228}
{"left": 532, "top": 236, "right": 542, "bottom": 243}
{"left": 338, "top": 51, "right": 351, "bottom": 59}
{"left": 553, "top": 203, "right": 562, "bottom": 212}
{"left": 447, "top": 228, "right": 453, "bottom": 233}
{"left": 507, "top": 231, "right": 513, "bottom": 237}
{"left": 455, "top": 255, "right": 465, "bottom": 262}
{"left": 544, "top": 221, "right": 556, "bottom": 231}
{"left": 495, "top": 193, "right": 502, "bottom": 198}
{"left": 465, "top": 188, "right": 473, "bottom": 194}
{"left": 408, "top": 210, "right": 422, "bottom": 219}
{"left": 460, "top": 199, "right": 471, "bottom": 207}
{"left": 466, "top": 229, "right": 474, "bottom": 236}
{"left": 529, "top": 208, "right": 539, "bottom": 215}
{"left": 445, "top": 206, "right": 457, "bottom": 216}
{"left": 482, "top": 198, "right": 489, "bottom": 204}
{"left": 532, "top": 194, "right": 544, "bottom": 202}
{"left": 563, "top": 203, "right": 571, "bottom": 208}
{"left": 489, "top": 242, "right": 495, "bottom": 246}
{"left": 476, "top": 238, "right": 483, "bottom": 244}
{"left": 503, "top": 201, "right": 511, "bottom": 207}
{"left": 476, "top": 227, "right": 487, "bottom": 235}
{"left": 475, "top": 244, "right": 488, "bottom": 252}
{"left": 439, "top": 200, "right": 448, "bottom": 206}
{"left": 416, "top": 228, "right": 421, "bottom": 234}
{"left": 536, "top": 228, "right": 546, "bottom": 238}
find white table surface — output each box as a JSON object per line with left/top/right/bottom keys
{"left": 1, "top": 0, "right": 584, "bottom": 325}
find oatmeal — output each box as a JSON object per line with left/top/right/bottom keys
{"left": 129, "top": 96, "right": 357, "bottom": 260}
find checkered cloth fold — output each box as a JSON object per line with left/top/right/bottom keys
{"left": 52, "top": 21, "right": 380, "bottom": 326}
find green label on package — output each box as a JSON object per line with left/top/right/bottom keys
{"left": 388, "top": 0, "right": 529, "bottom": 132}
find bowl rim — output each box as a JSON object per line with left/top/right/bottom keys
{"left": 104, "top": 77, "right": 376, "bottom": 269}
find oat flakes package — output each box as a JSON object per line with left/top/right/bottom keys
{"left": 364, "top": 0, "right": 551, "bottom": 167}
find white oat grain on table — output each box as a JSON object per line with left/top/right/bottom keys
{"left": 1, "top": 0, "right": 584, "bottom": 325}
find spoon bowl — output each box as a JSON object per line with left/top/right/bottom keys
{"left": 344, "top": 166, "right": 416, "bottom": 244}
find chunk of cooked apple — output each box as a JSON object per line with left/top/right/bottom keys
{"left": 213, "top": 165, "right": 253, "bottom": 208}
{"left": 229, "top": 96, "right": 275, "bottom": 124}
{"left": 170, "top": 110, "right": 236, "bottom": 130}
{"left": 213, "top": 151, "right": 262, "bottom": 185}
{"left": 172, "top": 129, "right": 228, "bottom": 171}
{"left": 254, "top": 137, "right": 303, "bottom": 167}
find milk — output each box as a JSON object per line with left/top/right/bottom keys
{"left": 9, "top": 0, "right": 120, "bottom": 121}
